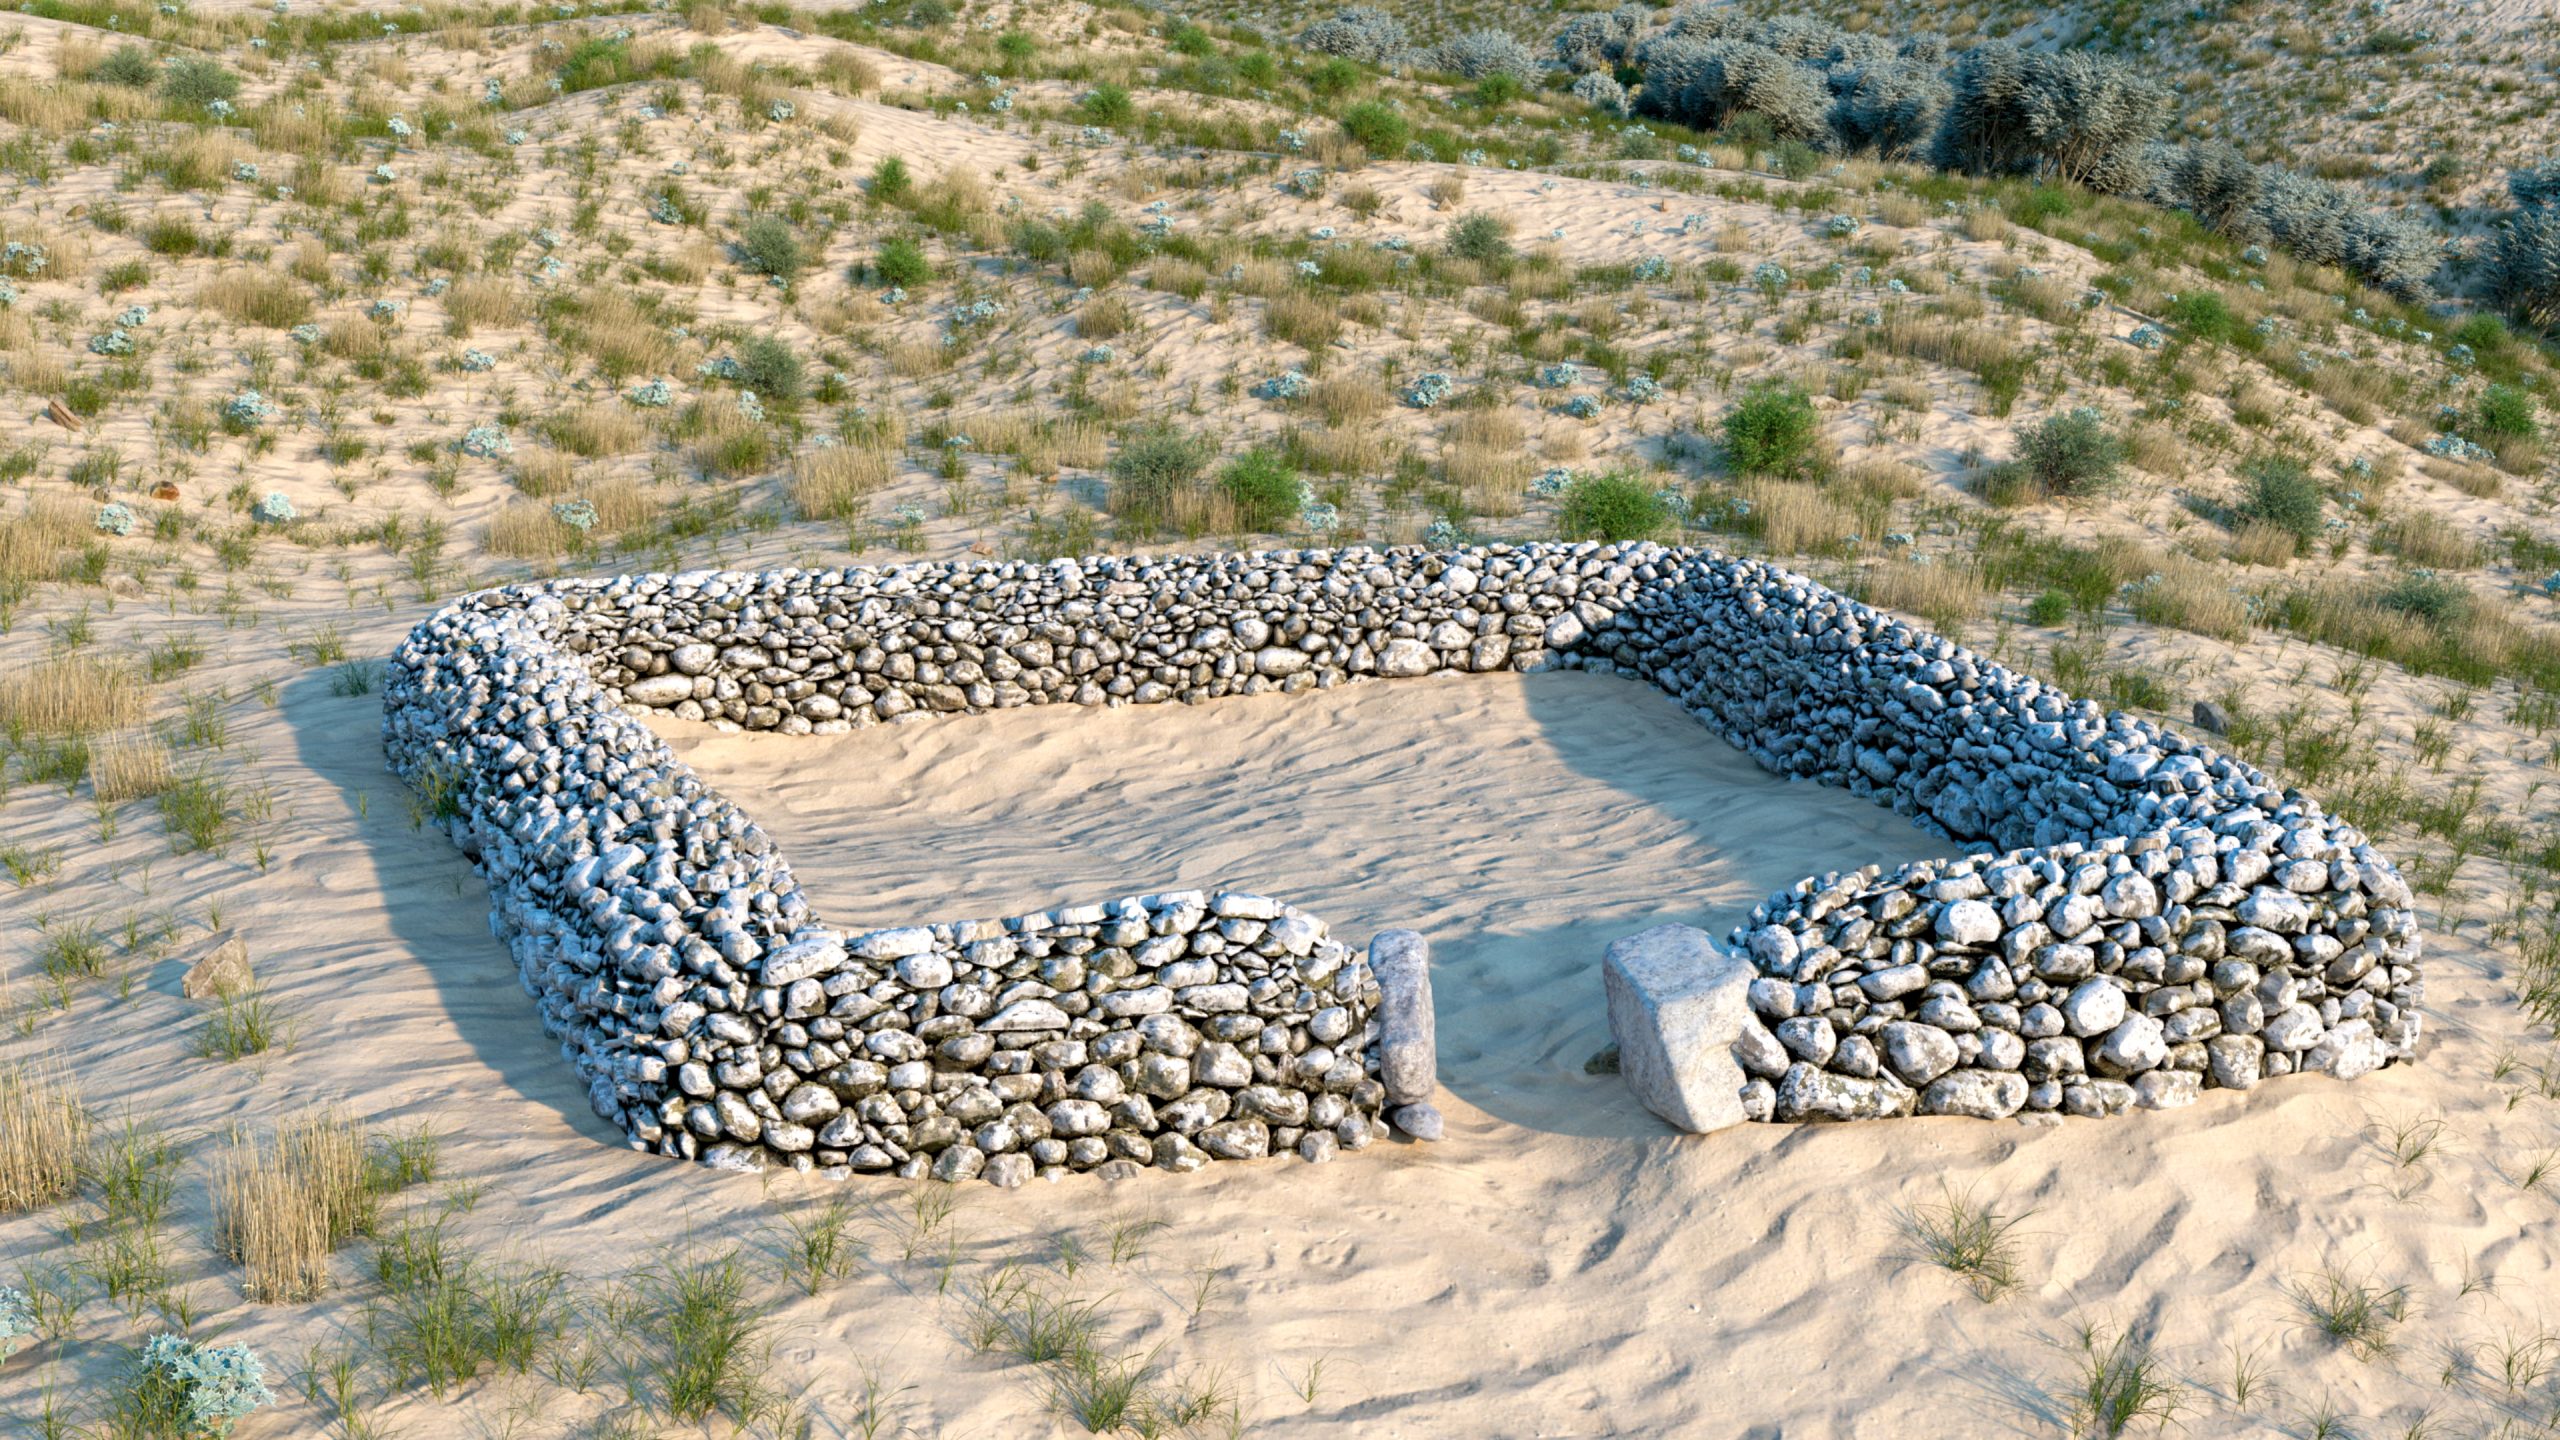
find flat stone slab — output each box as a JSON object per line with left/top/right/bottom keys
{"left": 1603, "top": 924, "right": 1754, "bottom": 1134}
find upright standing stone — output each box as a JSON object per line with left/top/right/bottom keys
{"left": 1601, "top": 924, "right": 1754, "bottom": 1134}
{"left": 1371, "top": 930, "right": 1438, "bottom": 1125}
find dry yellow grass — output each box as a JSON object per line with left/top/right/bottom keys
{"left": 1743, "top": 480, "right": 1859, "bottom": 555}
{"left": 441, "top": 276, "right": 523, "bottom": 336}
{"left": 561, "top": 289, "right": 672, "bottom": 378}
{"left": 543, "top": 402, "right": 649, "bottom": 458}
{"left": 92, "top": 732, "right": 175, "bottom": 803}
{"left": 0, "top": 494, "right": 91, "bottom": 589}
{"left": 2226, "top": 522, "right": 2299, "bottom": 568}
{"left": 815, "top": 47, "right": 880, "bottom": 95}
{"left": 511, "top": 449, "right": 577, "bottom": 498}
{"left": 1874, "top": 193, "right": 1930, "bottom": 228}
{"left": 1834, "top": 457, "right": 1924, "bottom": 502}
{"left": 1066, "top": 248, "right": 1124, "bottom": 288}
{"left": 790, "top": 446, "right": 895, "bottom": 521}
{"left": 888, "top": 338, "right": 953, "bottom": 377}
{"left": 1447, "top": 445, "right": 1529, "bottom": 517}
{"left": 1291, "top": 424, "right": 1389, "bottom": 476}
{"left": 1076, "top": 294, "right": 1134, "bottom": 341}
{"left": 2125, "top": 556, "right": 2252, "bottom": 641}
{"left": 212, "top": 1109, "right": 381, "bottom": 1302}
{"left": 0, "top": 655, "right": 144, "bottom": 737}
{"left": 583, "top": 478, "right": 658, "bottom": 534}
{"left": 1314, "top": 375, "right": 1387, "bottom": 425}
{"left": 0, "top": 80, "right": 96, "bottom": 134}
{"left": 198, "top": 267, "right": 314, "bottom": 330}
{"left": 0, "top": 1062, "right": 86, "bottom": 1212}
{"left": 483, "top": 499, "right": 575, "bottom": 559}
{"left": 1149, "top": 258, "right": 1210, "bottom": 300}
{"left": 6, "top": 348, "right": 67, "bottom": 395}
{"left": 2374, "top": 510, "right": 2478, "bottom": 568}
{"left": 1266, "top": 292, "right": 1342, "bottom": 350}
{"left": 1857, "top": 556, "right": 1986, "bottom": 632}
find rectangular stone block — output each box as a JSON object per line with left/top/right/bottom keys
{"left": 1603, "top": 924, "right": 1753, "bottom": 1134}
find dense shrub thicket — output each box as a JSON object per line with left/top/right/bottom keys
{"left": 1293, "top": 3, "right": 2443, "bottom": 300}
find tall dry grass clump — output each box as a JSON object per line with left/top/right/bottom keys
{"left": 0, "top": 1063, "right": 88, "bottom": 1211}
{"left": 1266, "top": 292, "right": 1343, "bottom": 349}
{"left": 0, "top": 655, "right": 145, "bottom": 738}
{"left": 91, "top": 731, "right": 176, "bottom": 803}
{"left": 483, "top": 499, "right": 577, "bottom": 559}
{"left": 1858, "top": 556, "right": 1987, "bottom": 634}
{"left": 510, "top": 448, "right": 576, "bottom": 498}
{"left": 544, "top": 402, "right": 649, "bottom": 458}
{"left": 1741, "top": 479, "right": 1859, "bottom": 554}
{"left": 816, "top": 47, "right": 878, "bottom": 94}
{"left": 560, "top": 289, "right": 673, "bottom": 378}
{"left": 442, "top": 276, "right": 524, "bottom": 336}
{"left": 212, "top": 1109, "right": 383, "bottom": 1301}
{"left": 198, "top": 267, "right": 314, "bottom": 329}
{"left": 790, "top": 446, "right": 894, "bottom": 521}
{"left": 0, "top": 494, "right": 91, "bottom": 590}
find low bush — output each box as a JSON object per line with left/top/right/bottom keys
{"left": 875, "top": 235, "right": 931, "bottom": 287}
{"left": 1722, "top": 383, "right": 1820, "bottom": 477}
{"left": 1106, "top": 428, "right": 1213, "bottom": 532}
{"left": 734, "top": 215, "right": 803, "bottom": 281}
{"left": 734, "top": 336, "right": 803, "bottom": 400}
{"left": 1218, "top": 449, "right": 1301, "bottom": 531}
{"left": 1557, "top": 470, "right": 1669, "bottom": 542}
{"left": 1446, "top": 212, "right": 1512, "bottom": 263}
{"left": 2013, "top": 408, "right": 2125, "bottom": 496}
{"left": 2231, "top": 455, "right": 2324, "bottom": 542}
{"left": 158, "top": 57, "right": 239, "bottom": 109}
{"left": 1339, "top": 101, "right": 1409, "bottom": 155}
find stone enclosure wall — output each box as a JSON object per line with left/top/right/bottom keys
{"left": 385, "top": 542, "right": 2420, "bottom": 1184}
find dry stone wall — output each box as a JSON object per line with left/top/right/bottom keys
{"left": 384, "top": 542, "right": 2419, "bottom": 1184}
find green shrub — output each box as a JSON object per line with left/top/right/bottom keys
{"left": 1557, "top": 470, "right": 1669, "bottom": 542}
{"left": 2026, "top": 590, "right": 2071, "bottom": 626}
{"left": 1473, "top": 72, "right": 1524, "bottom": 107}
{"left": 1106, "top": 428, "right": 1212, "bottom": 532}
{"left": 157, "top": 57, "right": 240, "bottom": 110}
{"left": 1772, "top": 139, "right": 1822, "bottom": 181}
{"left": 1080, "top": 83, "right": 1134, "bottom": 127}
{"left": 2165, "top": 291, "right": 2237, "bottom": 344}
{"left": 1340, "top": 102, "right": 1409, "bottom": 155}
{"left": 1309, "top": 58, "right": 1361, "bottom": 97}
{"left": 1445, "top": 212, "right": 1512, "bottom": 263}
{"left": 2473, "top": 384, "right": 2538, "bottom": 440}
{"left": 94, "top": 44, "right": 158, "bottom": 87}
{"left": 2232, "top": 455, "right": 2324, "bottom": 541}
{"left": 1721, "top": 383, "right": 1819, "bottom": 477}
{"left": 2014, "top": 408, "right": 2125, "bottom": 495}
{"left": 875, "top": 236, "right": 931, "bottom": 288}
{"left": 734, "top": 215, "right": 803, "bottom": 280}
{"left": 2377, "top": 572, "right": 2470, "bottom": 626}
{"left": 869, "top": 156, "right": 912, "bottom": 205}
{"left": 1217, "top": 449, "right": 1301, "bottom": 531}
{"left": 734, "top": 336, "right": 803, "bottom": 400}
{"left": 557, "top": 37, "right": 636, "bottom": 92}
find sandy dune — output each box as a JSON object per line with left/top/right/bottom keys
{"left": 0, "top": 631, "right": 2550, "bottom": 1438}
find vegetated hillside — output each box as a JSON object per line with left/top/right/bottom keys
{"left": 1171, "top": 0, "right": 2560, "bottom": 213}
{"left": 0, "top": 0, "right": 2558, "bottom": 1432}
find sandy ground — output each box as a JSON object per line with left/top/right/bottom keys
{"left": 4, "top": 662, "right": 2554, "bottom": 1438}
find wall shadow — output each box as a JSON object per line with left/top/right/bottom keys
{"left": 275, "top": 664, "right": 623, "bottom": 1149}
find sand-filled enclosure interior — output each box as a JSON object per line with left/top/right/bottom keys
{"left": 646, "top": 669, "right": 1959, "bottom": 1138}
